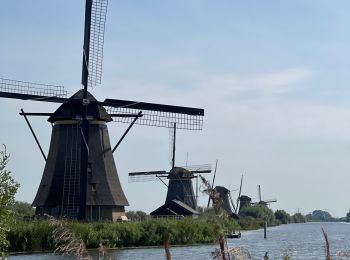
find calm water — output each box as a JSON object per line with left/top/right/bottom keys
{"left": 9, "top": 222, "right": 350, "bottom": 259}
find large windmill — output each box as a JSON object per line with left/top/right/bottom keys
{"left": 0, "top": 0, "right": 204, "bottom": 221}
{"left": 129, "top": 123, "right": 211, "bottom": 217}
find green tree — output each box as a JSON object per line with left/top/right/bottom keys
{"left": 275, "top": 209, "right": 291, "bottom": 224}
{"left": 291, "top": 213, "right": 306, "bottom": 223}
{"left": 305, "top": 210, "right": 333, "bottom": 222}
{"left": 0, "top": 146, "right": 20, "bottom": 255}
{"left": 126, "top": 210, "right": 148, "bottom": 221}
{"left": 240, "top": 204, "right": 276, "bottom": 225}
{"left": 9, "top": 201, "right": 35, "bottom": 220}
{"left": 346, "top": 210, "right": 350, "bottom": 221}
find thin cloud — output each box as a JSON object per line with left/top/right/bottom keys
{"left": 254, "top": 67, "right": 313, "bottom": 94}
{"left": 201, "top": 67, "right": 314, "bottom": 99}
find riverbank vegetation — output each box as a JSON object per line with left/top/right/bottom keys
{"left": 7, "top": 216, "right": 239, "bottom": 252}
{"left": 0, "top": 145, "right": 20, "bottom": 257}
{"left": 6, "top": 201, "right": 306, "bottom": 253}
{"left": 1, "top": 145, "right": 344, "bottom": 257}
{"left": 6, "top": 194, "right": 308, "bottom": 254}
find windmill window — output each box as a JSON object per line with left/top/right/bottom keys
{"left": 92, "top": 183, "right": 97, "bottom": 192}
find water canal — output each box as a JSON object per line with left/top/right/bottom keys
{"left": 9, "top": 222, "right": 350, "bottom": 259}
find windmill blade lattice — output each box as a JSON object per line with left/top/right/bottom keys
{"left": 128, "top": 171, "right": 168, "bottom": 182}
{"left": 182, "top": 164, "right": 212, "bottom": 173}
{"left": 104, "top": 98, "right": 204, "bottom": 130}
{"left": 88, "top": 0, "right": 108, "bottom": 88}
{"left": 169, "top": 124, "right": 175, "bottom": 166}
{"left": 0, "top": 78, "right": 67, "bottom": 102}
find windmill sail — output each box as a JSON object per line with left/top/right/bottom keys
{"left": 169, "top": 123, "right": 176, "bottom": 167}
{"left": 229, "top": 192, "right": 237, "bottom": 212}
{"left": 182, "top": 164, "right": 212, "bottom": 173}
{"left": 104, "top": 98, "right": 204, "bottom": 130}
{"left": 0, "top": 78, "right": 67, "bottom": 103}
{"left": 128, "top": 170, "right": 168, "bottom": 182}
{"left": 88, "top": 0, "right": 108, "bottom": 87}
{"left": 235, "top": 175, "right": 243, "bottom": 213}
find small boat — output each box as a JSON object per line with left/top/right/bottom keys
{"left": 226, "top": 231, "right": 241, "bottom": 239}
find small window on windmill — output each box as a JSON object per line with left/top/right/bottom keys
{"left": 182, "top": 172, "right": 193, "bottom": 178}
{"left": 92, "top": 183, "right": 97, "bottom": 192}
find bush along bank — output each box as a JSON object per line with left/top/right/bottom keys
{"left": 7, "top": 205, "right": 306, "bottom": 253}
{"left": 7, "top": 217, "right": 239, "bottom": 253}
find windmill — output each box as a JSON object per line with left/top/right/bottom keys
{"left": 213, "top": 186, "right": 240, "bottom": 219}
{"left": 252, "top": 185, "right": 277, "bottom": 206}
{"left": 204, "top": 167, "right": 242, "bottom": 218}
{"left": 0, "top": 0, "right": 204, "bottom": 221}
{"left": 208, "top": 174, "right": 242, "bottom": 219}
{"left": 129, "top": 123, "right": 211, "bottom": 217}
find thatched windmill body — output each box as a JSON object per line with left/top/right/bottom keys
{"left": 0, "top": 1, "right": 204, "bottom": 221}
{"left": 214, "top": 186, "right": 240, "bottom": 219}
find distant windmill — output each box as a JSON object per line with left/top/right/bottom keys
{"left": 0, "top": 0, "right": 204, "bottom": 221}
{"left": 211, "top": 174, "right": 243, "bottom": 218}
{"left": 204, "top": 170, "right": 242, "bottom": 218}
{"left": 213, "top": 186, "right": 240, "bottom": 219}
{"left": 252, "top": 185, "right": 277, "bottom": 206}
{"left": 129, "top": 123, "right": 211, "bottom": 217}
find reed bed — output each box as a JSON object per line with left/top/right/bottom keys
{"left": 7, "top": 217, "right": 238, "bottom": 253}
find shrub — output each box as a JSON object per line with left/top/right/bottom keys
{"left": 275, "top": 210, "right": 291, "bottom": 224}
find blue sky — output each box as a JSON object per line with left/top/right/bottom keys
{"left": 1, "top": 1, "right": 350, "bottom": 217}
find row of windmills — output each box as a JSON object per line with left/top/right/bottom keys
{"left": 1, "top": 1, "right": 277, "bottom": 222}
{"left": 206, "top": 175, "right": 277, "bottom": 219}
{"left": 0, "top": 0, "right": 204, "bottom": 221}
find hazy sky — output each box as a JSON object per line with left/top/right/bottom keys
{"left": 1, "top": 1, "right": 350, "bottom": 217}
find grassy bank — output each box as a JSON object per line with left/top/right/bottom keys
{"left": 7, "top": 204, "right": 285, "bottom": 253}
{"left": 7, "top": 217, "right": 241, "bottom": 253}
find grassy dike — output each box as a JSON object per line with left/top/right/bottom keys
{"left": 7, "top": 217, "right": 243, "bottom": 253}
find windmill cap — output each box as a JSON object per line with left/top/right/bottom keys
{"left": 240, "top": 195, "right": 252, "bottom": 201}
{"left": 48, "top": 89, "right": 112, "bottom": 123}
{"left": 214, "top": 186, "right": 230, "bottom": 194}
{"left": 168, "top": 167, "right": 194, "bottom": 179}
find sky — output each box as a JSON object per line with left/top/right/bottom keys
{"left": 1, "top": 1, "right": 350, "bottom": 217}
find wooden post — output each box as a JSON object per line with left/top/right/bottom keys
{"left": 264, "top": 221, "right": 267, "bottom": 239}
{"left": 163, "top": 229, "right": 171, "bottom": 260}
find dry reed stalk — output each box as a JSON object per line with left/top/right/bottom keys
{"left": 46, "top": 215, "right": 92, "bottom": 260}
{"left": 322, "top": 228, "right": 331, "bottom": 260}
{"left": 336, "top": 250, "right": 350, "bottom": 258}
{"left": 99, "top": 242, "right": 112, "bottom": 260}
{"left": 163, "top": 229, "right": 171, "bottom": 260}
{"left": 200, "top": 175, "right": 230, "bottom": 260}
{"left": 199, "top": 175, "right": 222, "bottom": 213}
{"left": 219, "top": 234, "right": 228, "bottom": 260}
